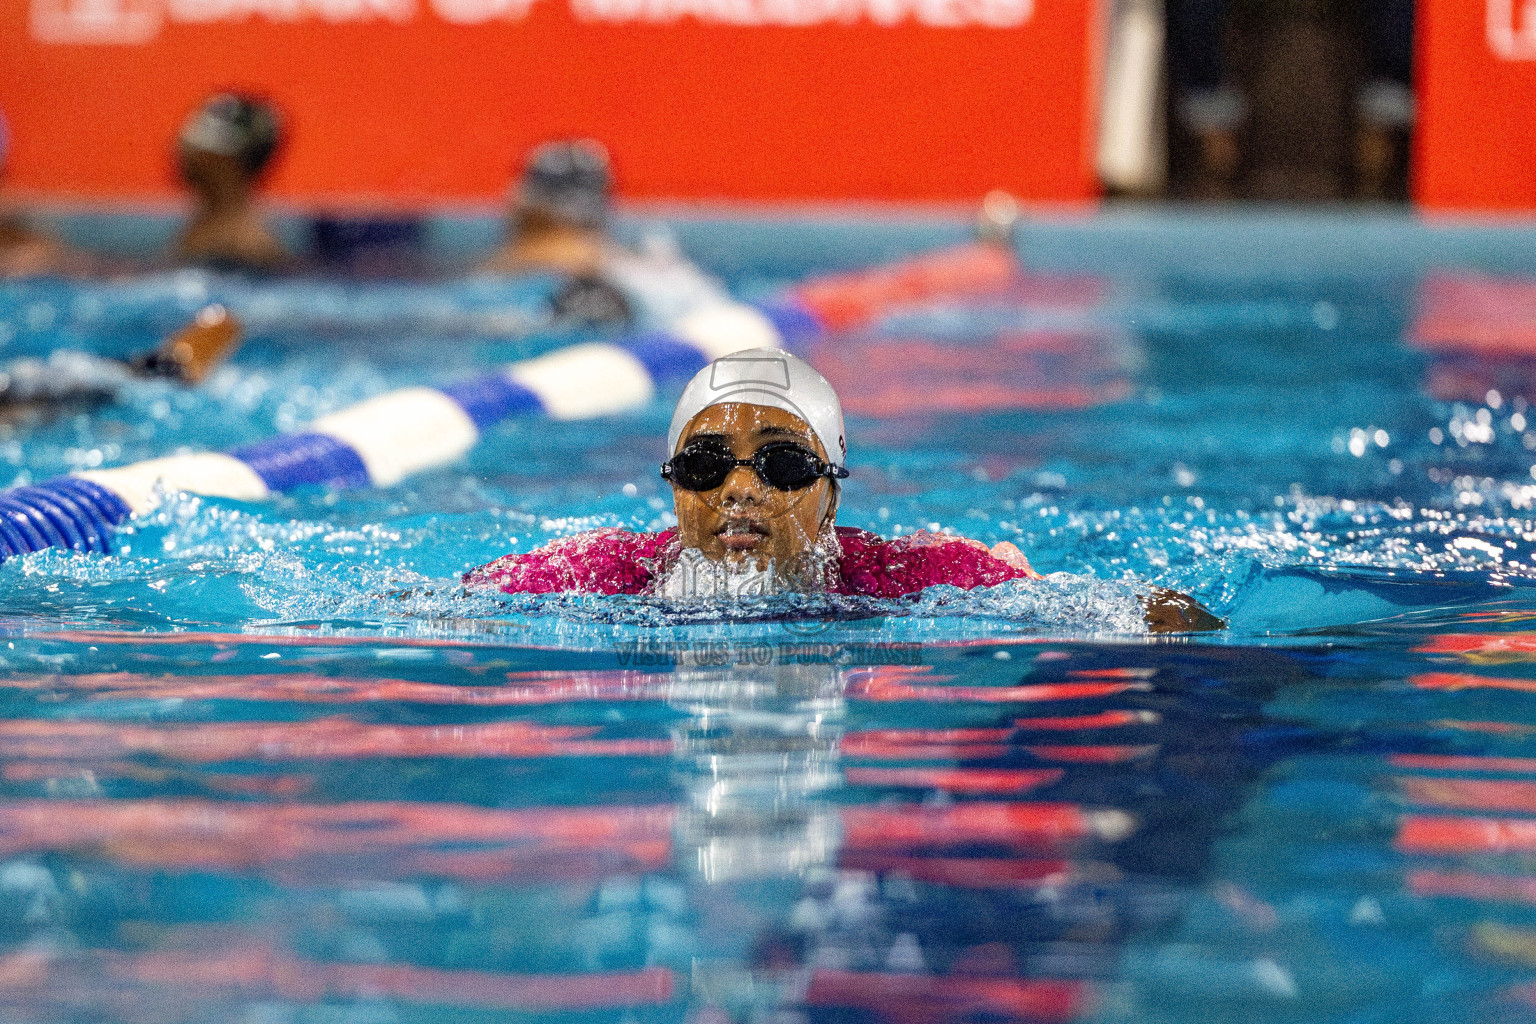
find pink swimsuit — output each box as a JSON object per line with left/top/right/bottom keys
{"left": 464, "top": 526, "right": 1034, "bottom": 598}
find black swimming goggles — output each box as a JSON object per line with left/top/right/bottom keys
{"left": 661, "top": 439, "right": 849, "bottom": 493}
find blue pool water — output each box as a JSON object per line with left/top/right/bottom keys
{"left": 5, "top": 208, "right": 1536, "bottom": 1022}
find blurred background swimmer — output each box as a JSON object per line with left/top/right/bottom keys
{"left": 482, "top": 139, "right": 612, "bottom": 279}
{"left": 0, "top": 305, "right": 241, "bottom": 423}
{"left": 174, "top": 94, "right": 289, "bottom": 273}
{"left": 481, "top": 139, "right": 732, "bottom": 331}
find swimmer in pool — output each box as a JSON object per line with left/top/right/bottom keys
{"left": 174, "top": 94, "right": 289, "bottom": 273}
{"left": 464, "top": 348, "right": 1222, "bottom": 632}
{"left": 481, "top": 140, "right": 731, "bottom": 331}
{"left": 483, "top": 139, "right": 611, "bottom": 279}
{"left": 0, "top": 304, "right": 241, "bottom": 422}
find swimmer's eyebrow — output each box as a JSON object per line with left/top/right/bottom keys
{"left": 684, "top": 432, "right": 729, "bottom": 445}
{"left": 753, "top": 425, "right": 811, "bottom": 440}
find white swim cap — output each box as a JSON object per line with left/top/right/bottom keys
{"left": 668, "top": 348, "right": 847, "bottom": 467}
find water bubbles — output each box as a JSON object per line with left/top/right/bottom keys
{"left": 1350, "top": 897, "right": 1386, "bottom": 927}
{"left": 24, "top": 302, "right": 55, "bottom": 332}
{"left": 1447, "top": 409, "right": 1495, "bottom": 445}
{"left": 173, "top": 271, "right": 210, "bottom": 305}
{"left": 1452, "top": 536, "right": 1503, "bottom": 560}
{"left": 1429, "top": 428, "right": 1444, "bottom": 445}
{"left": 71, "top": 294, "right": 105, "bottom": 323}
{"left": 274, "top": 402, "right": 300, "bottom": 432}
{"left": 1251, "top": 959, "right": 1298, "bottom": 998}
{"left": 1311, "top": 301, "right": 1339, "bottom": 330}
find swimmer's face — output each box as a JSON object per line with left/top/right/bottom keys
{"left": 671, "top": 403, "right": 836, "bottom": 572}
{"left": 178, "top": 146, "right": 254, "bottom": 199}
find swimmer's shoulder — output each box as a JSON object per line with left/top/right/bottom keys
{"left": 832, "top": 527, "right": 1035, "bottom": 597}
{"left": 464, "top": 527, "right": 676, "bottom": 595}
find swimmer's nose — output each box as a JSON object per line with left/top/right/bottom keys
{"left": 718, "top": 465, "right": 765, "bottom": 508}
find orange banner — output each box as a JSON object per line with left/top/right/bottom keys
{"left": 1417, "top": 0, "right": 1536, "bottom": 211}
{"left": 0, "top": 0, "right": 1100, "bottom": 203}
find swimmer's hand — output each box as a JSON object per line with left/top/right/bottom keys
{"left": 131, "top": 305, "right": 242, "bottom": 385}
{"left": 1143, "top": 587, "right": 1225, "bottom": 633}
{"left": 986, "top": 540, "right": 1040, "bottom": 577}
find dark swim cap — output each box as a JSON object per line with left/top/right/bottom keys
{"left": 179, "top": 94, "right": 282, "bottom": 177}
{"left": 515, "top": 140, "right": 611, "bottom": 231}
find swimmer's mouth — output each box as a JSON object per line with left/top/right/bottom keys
{"left": 717, "top": 521, "right": 770, "bottom": 551}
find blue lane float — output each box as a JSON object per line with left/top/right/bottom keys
{"left": 0, "top": 297, "right": 823, "bottom": 561}
{"left": 0, "top": 478, "right": 133, "bottom": 559}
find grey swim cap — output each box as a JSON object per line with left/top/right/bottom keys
{"left": 668, "top": 348, "right": 847, "bottom": 467}
{"left": 516, "top": 140, "right": 611, "bottom": 231}
{"left": 180, "top": 94, "right": 282, "bottom": 177}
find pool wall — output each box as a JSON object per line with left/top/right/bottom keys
{"left": 25, "top": 204, "right": 1536, "bottom": 284}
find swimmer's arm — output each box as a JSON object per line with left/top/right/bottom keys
{"left": 909, "top": 530, "right": 1222, "bottom": 632}
{"left": 903, "top": 530, "right": 1043, "bottom": 579}
{"left": 985, "top": 540, "right": 1041, "bottom": 578}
